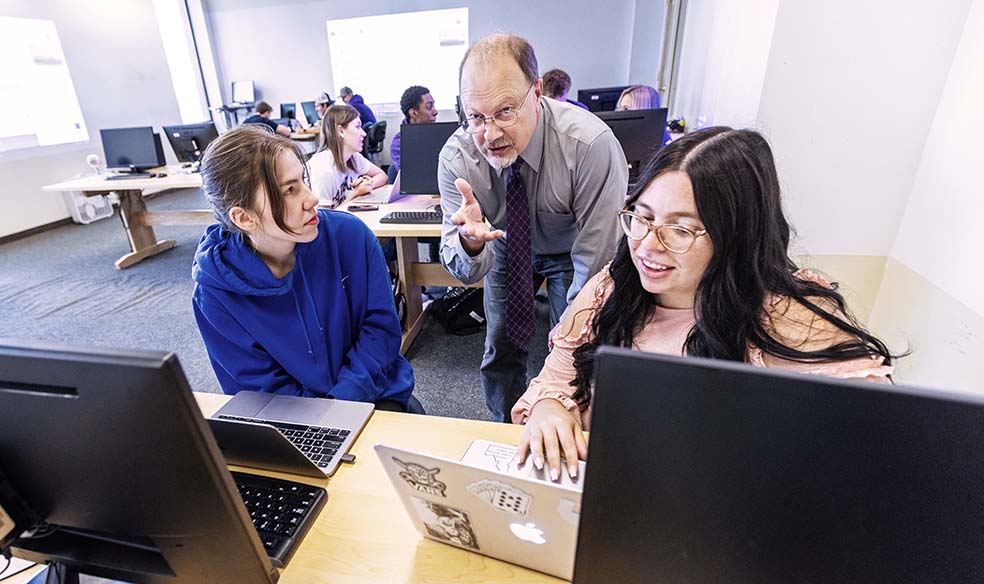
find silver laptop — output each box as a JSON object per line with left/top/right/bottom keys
{"left": 376, "top": 440, "right": 584, "bottom": 580}
{"left": 357, "top": 184, "right": 403, "bottom": 205}
{"left": 210, "top": 391, "right": 373, "bottom": 477}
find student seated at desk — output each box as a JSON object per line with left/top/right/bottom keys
{"left": 309, "top": 104, "right": 387, "bottom": 208}
{"left": 512, "top": 127, "right": 898, "bottom": 479}
{"left": 617, "top": 84, "right": 671, "bottom": 145}
{"left": 192, "top": 126, "right": 420, "bottom": 413}
{"left": 243, "top": 100, "right": 291, "bottom": 137}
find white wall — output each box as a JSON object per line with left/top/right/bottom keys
{"left": 672, "top": 0, "right": 779, "bottom": 130}
{"left": 866, "top": 0, "right": 984, "bottom": 393}
{"left": 0, "top": 0, "right": 183, "bottom": 239}
{"left": 755, "top": 0, "right": 972, "bottom": 257}
{"left": 202, "top": 0, "right": 655, "bottom": 112}
{"left": 889, "top": 0, "right": 984, "bottom": 317}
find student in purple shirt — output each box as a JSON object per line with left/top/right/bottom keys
{"left": 542, "top": 69, "right": 588, "bottom": 110}
{"left": 390, "top": 86, "right": 438, "bottom": 173}
{"left": 338, "top": 86, "right": 376, "bottom": 126}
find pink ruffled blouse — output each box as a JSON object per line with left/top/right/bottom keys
{"left": 511, "top": 265, "right": 893, "bottom": 430}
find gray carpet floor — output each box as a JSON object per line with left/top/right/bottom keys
{"left": 0, "top": 187, "right": 551, "bottom": 421}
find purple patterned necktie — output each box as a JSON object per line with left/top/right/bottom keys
{"left": 505, "top": 158, "right": 534, "bottom": 349}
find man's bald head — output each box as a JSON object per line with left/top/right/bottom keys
{"left": 458, "top": 33, "right": 538, "bottom": 88}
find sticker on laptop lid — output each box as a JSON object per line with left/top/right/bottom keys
{"left": 410, "top": 496, "right": 480, "bottom": 550}
{"left": 393, "top": 457, "right": 447, "bottom": 497}
{"left": 467, "top": 479, "right": 532, "bottom": 516}
{"left": 556, "top": 497, "right": 580, "bottom": 525}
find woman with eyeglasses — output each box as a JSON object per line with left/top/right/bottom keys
{"left": 511, "top": 127, "right": 898, "bottom": 481}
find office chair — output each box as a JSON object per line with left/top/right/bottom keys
{"left": 364, "top": 121, "right": 387, "bottom": 164}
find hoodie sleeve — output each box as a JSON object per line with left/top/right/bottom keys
{"left": 193, "top": 289, "right": 304, "bottom": 395}
{"left": 328, "top": 229, "right": 408, "bottom": 404}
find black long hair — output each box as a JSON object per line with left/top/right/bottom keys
{"left": 570, "top": 127, "right": 897, "bottom": 406}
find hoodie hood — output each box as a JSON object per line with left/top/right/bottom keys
{"left": 192, "top": 223, "right": 301, "bottom": 297}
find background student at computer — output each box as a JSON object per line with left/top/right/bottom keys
{"left": 191, "top": 126, "right": 422, "bottom": 414}
{"left": 243, "top": 100, "right": 291, "bottom": 137}
{"left": 308, "top": 104, "right": 387, "bottom": 208}
{"left": 512, "top": 127, "right": 900, "bottom": 480}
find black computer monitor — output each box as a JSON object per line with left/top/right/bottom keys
{"left": 574, "top": 348, "right": 984, "bottom": 584}
{"left": 399, "top": 122, "right": 458, "bottom": 195}
{"left": 280, "top": 103, "right": 296, "bottom": 120}
{"left": 232, "top": 80, "right": 255, "bottom": 104}
{"left": 301, "top": 101, "right": 318, "bottom": 126}
{"left": 100, "top": 127, "right": 166, "bottom": 172}
{"left": 596, "top": 108, "right": 668, "bottom": 181}
{"left": 0, "top": 340, "right": 278, "bottom": 583}
{"left": 577, "top": 85, "right": 629, "bottom": 113}
{"left": 162, "top": 122, "right": 219, "bottom": 164}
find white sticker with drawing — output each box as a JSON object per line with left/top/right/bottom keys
{"left": 467, "top": 479, "right": 533, "bottom": 515}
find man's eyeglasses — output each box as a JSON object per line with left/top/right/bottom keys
{"left": 617, "top": 210, "right": 708, "bottom": 254}
{"left": 460, "top": 81, "right": 536, "bottom": 134}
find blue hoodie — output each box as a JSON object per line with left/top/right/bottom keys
{"left": 191, "top": 208, "right": 414, "bottom": 406}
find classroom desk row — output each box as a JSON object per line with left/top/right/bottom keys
{"left": 40, "top": 173, "right": 451, "bottom": 353}
{"left": 6, "top": 393, "right": 563, "bottom": 584}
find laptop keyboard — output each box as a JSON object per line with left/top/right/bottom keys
{"left": 231, "top": 471, "right": 326, "bottom": 568}
{"left": 217, "top": 415, "right": 351, "bottom": 469}
{"left": 380, "top": 210, "right": 443, "bottom": 224}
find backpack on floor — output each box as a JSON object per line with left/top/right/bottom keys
{"left": 391, "top": 271, "right": 407, "bottom": 329}
{"left": 428, "top": 287, "right": 485, "bottom": 336}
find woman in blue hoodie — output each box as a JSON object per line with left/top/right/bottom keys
{"left": 192, "top": 126, "right": 419, "bottom": 412}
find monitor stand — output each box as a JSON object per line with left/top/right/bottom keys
{"left": 44, "top": 562, "right": 80, "bottom": 584}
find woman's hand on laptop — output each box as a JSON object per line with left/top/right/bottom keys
{"left": 516, "top": 398, "right": 587, "bottom": 481}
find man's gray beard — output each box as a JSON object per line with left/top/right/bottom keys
{"left": 483, "top": 150, "right": 518, "bottom": 170}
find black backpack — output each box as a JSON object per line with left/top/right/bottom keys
{"left": 427, "top": 287, "right": 485, "bottom": 335}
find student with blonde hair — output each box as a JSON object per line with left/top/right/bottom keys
{"left": 308, "top": 104, "right": 386, "bottom": 207}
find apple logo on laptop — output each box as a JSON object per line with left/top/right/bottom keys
{"left": 510, "top": 522, "right": 546, "bottom": 545}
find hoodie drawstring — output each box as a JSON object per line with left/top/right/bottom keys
{"left": 293, "top": 258, "right": 324, "bottom": 362}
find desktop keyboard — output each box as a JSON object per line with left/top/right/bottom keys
{"left": 380, "top": 209, "right": 443, "bottom": 224}
{"left": 231, "top": 471, "right": 327, "bottom": 568}
{"left": 217, "top": 415, "right": 351, "bottom": 469}
{"left": 105, "top": 173, "right": 153, "bottom": 180}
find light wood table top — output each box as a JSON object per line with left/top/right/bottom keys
{"left": 337, "top": 194, "right": 443, "bottom": 238}
{"left": 41, "top": 169, "right": 203, "bottom": 193}
{"left": 195, "top": 393, "right": 565, "bottom": 584}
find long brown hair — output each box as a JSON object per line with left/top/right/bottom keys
{"left": 200, "top": 125, "right": 307, "bottom": 236}
{"left": 319, "top": 104, "right": 361, "bottom": 173}
{"left": 570, "top": 127, "right": 898, "bottom": 407}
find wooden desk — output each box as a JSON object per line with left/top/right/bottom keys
{"left": 196, "top": 393, "right": 562, "bottom": 584}
{"left": 337, "top": 195, "right": 460, "bottom": 354}
{"left": 42, "top": 172, "right": 204, "bottom": 269}
{"left": 6, "top": 394, "right": 561, "bottom": 584}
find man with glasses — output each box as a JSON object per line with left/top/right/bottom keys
{"left": 437, "top": 33, "right": 628, "bottom": 422}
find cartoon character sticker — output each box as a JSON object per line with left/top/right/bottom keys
{"left": 410, "top": 497, "right": 480, "bottom": 550}
{"left": 467, "top": 479, "right": 532, "bottom": 516}
{"left": 393, "top": 457, "right": 447, "bottom": 497}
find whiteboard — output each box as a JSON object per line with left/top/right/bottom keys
{"left": 326, "top": 8, "right": 468, "bottom": 108}
{"left": 0, "top": 17, "right": 89, "bottom": 153}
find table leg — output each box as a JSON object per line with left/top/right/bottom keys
{"left": 114, "top": 189, "right": 177, "bottom": 269}
{"left": 396, "top": 236, "right": 427, "bottom": 355}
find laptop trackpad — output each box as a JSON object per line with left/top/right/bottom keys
{"left": 256, "top": 394, "right": 332, "bottom": 426}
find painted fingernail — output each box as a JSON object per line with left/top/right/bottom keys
{"left": 569, "top": 465, "right": 577, "bottom": 478}
{"left": 550, "top": 468, "right": 559, "bottom": 481}
{"left": 534, "top": 456, "right": 543, "bottom": 470}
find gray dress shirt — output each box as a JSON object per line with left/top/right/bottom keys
{"left": 437, "top": 97, "right": 628, "bottom": 304}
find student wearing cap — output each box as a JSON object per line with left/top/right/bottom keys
{"left": 338, "top": 86, "right": 377, "bottom": 127}
{"left": 301, "top": 92, "right": 335, "bottom": 136}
